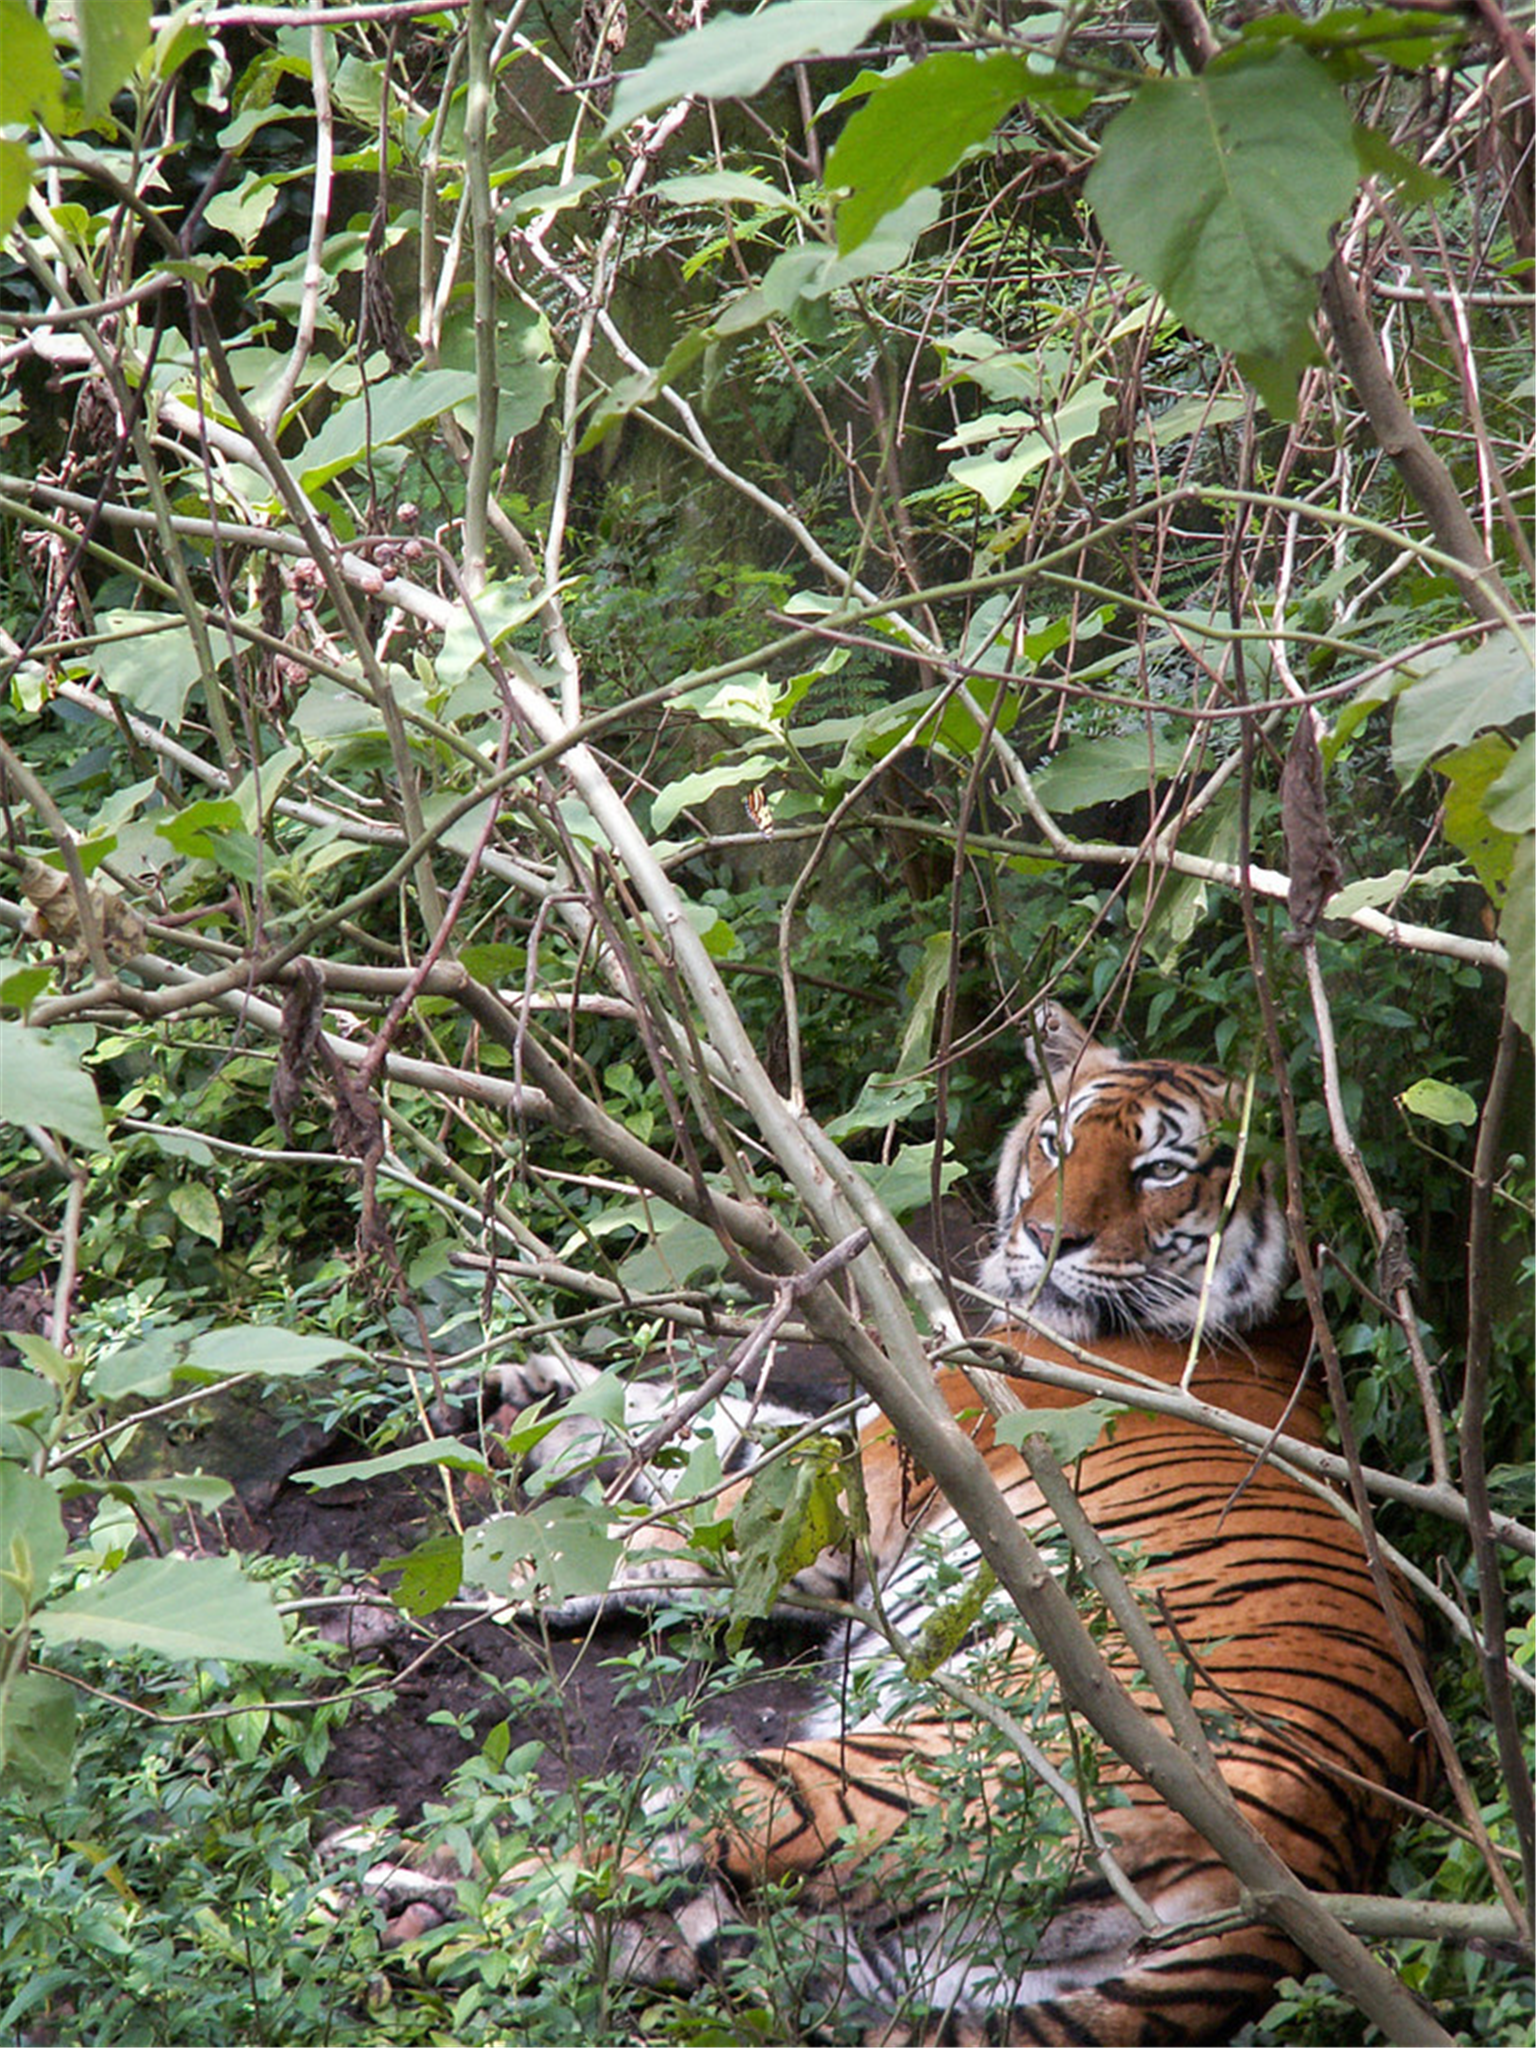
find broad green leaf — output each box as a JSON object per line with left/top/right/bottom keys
{"left": 153, "top": 797, "right": 244, "bottom": 860}
{"left": 435, "top": 580, "right": 547, "bottom": 688}
{"left": 95, "top": 610, "right": 204, "bottom": 728}
{"left": 464, "top": 1501, "right": 621, "bottom": 1603}
{"left": 0, "top": 962, "right": 54, "bottom": 1012}
{"left": 1484, "top": 734, "right": 1534, "bottom": 836}
{"left": 945, "top": 381, "right": 1109, "bottom": 511}
{"left": 729, "top": 1442, "right": 848, "bottom": 1646}
{"left": 859, "top": 1140, "right": 966, "bottom": 1222}
{"left": 651, "top": 756, "right": 777, "bottom": 834}
{"left": 1501, "top": 835, "right": 1533, "bottom": 1042}
{"left": 90, "top": 1319, "right": 207, "bottom": 1402}
{"left": 1350, "top": 121, "right": 1448, "bottom": 206}
{"left": 1398, "top": 1078, "right": 1478, "bottom": 1128}
{"left": 1139, "top": 788, "right": 1243, "bottom": 970}
{"left": 0, "top": 1367, "right": 57, "bottom": 1432}
{"left": 824, "top": 1070, "right": 933, "bottom": 1139}
{"left": 94, "top": 1473, "right": 235, "bottom": 1514}
{"left": 297, "top": 369, "right": 478, "bottom": 495}
{"left": 230, "top": 745, "right": 303, "bottom": 831}
{"left": 1087, "top": 47, "right": 1358, "bottom": 415}
{"left": 0, "top": 138, "right": 33, "bottom": 243}
{"left": 1439, "top": 736, "right": 1521, "bottom": 897}
{"left": 614, "top": 1207, "right": 730, "bottom": 1293}
{"left": 36, "top": 1554, "right": 297, "bottom": 1665}
{"left": 0, "top": 1021, "right": 107, "bottom": 1151}
{"left": 92, "top": 1321, "right": 366, "bottom": 1401}
{"left": 761, "top": 188, "right": 941, "bottom": 309}
{"left": 1324, "top": 863, "right": 1466, "bottom": 918}
{"left": 178, "top": 1325, "right": 370, "bottom": 1379}
{"left": 841, "top": 673, "right": 1019, "bottom": 771}
{"left": 1392, "top": 630, "right": 1534, "bottom": 781}
{"left": 76, "top": 0, "right": 152, "bottom": 119}
{"left": 610, "top": 0, "right": 933, "bottom": 129}
{"left": 379, "top": 1532, "right": 464, "bottom": 1618}
{"left": 459, "top": 942, "right": 527, "bottom": 987}
{"left": 1032, "top": 732, "right": 1186, "bottom": 813}
{"left": 4, "top": 1333, "right": 74, "bottom": 1390}
{"left": 0, "top": 0, "right": 64, "bottom": 130}
{"left": 295, "top": 1437, "right": 490, "bottom": 1488}
{"left": 0, "top": 1464, "right": 68, "bottom": 1627}
{"left": 0, "top": 1671, "right": 76, "bottom": 1791}
{"left": 830, "top": 54, "right": 1040, "bottom": 254}
{"left": 655, "top": 170, "right": 791, "bottom": 210}
{"left": 995, "top": 1398, "right": 1124, "bottom": 1461}
{"left": 169, "top": 1181, "right": 222, "bottom": 1245}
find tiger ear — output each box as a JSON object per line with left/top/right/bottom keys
{"left": 1023, "top": 1001, "right": 1115, "bottom": 1083}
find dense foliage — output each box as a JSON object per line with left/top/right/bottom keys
{"left": 0, "top": 0, "right": 1531, "bottom": 2041}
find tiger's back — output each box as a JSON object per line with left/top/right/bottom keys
{"left": 702, "top": 1327, "right": 1430, "bottom": 2043}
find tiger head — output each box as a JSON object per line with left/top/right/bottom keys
{"left": 978, "top": 1003, "right": 1289, "bottom": 1343}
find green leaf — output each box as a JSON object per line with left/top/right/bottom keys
{"left": 1438, "top": 736, "right": 1521, "bottom": 897}
{"left": 4, "top": 1333, "right": 74, "bottom": 1391}
{"left": 76, "top": 0, "right": 152, "bottom": 119}
{"left": 464, "top": 1500, "right": 621, "bottom": 1603}
{"left": 944, "top": 380, "right": 1110, "bottom": 511}
{"left": 297, "top": 369, "right": 478, "bottom": 495}
{"left": 1398, "top": 1078, "right": 1478, "bottom": 1128}
{"left": 995, "top": 1398, "right": 1124, "bottom": 1461}
{"left": 859, "top": 1140, "right": 966, "bottom": 1222}
{"left": 168, "top": 1181, "right": 223, "bottom": 1245}
{"left": 0, "top": 1021, "right": 107, "bottom": 1151}
{"left": 829, "top": 54, "right": 1065, "bottom": 255}
{"left": 94, "top": 1473, "right": 235, "bottom": 1514}
{"left": 459, "top": 941, "right": 527, "bottom": 987}
{"left": 1324, "top": 863, "right": 1467, "bottom": 918}
{"left": 435, "top": 580, "right": 547, "bottom": 689}
{"left": 36, "top": 1554, "right": 298, "bottom": 1665}
{"left": 1032, "top": 731, "right": 1186, "bottom": 812}
{"left": 0, "top": 1464, "right": 68, "bottom": 1627}
{"left": 1392, "top": 631, "right": 1534, "bottom": 782}
{"left": 1501, "top": 835, "right": 1533, "bottom": 1044}
{"left": 380, "top": 1532, "right": 464, "bottom": 1618}
{"left": 1483, "top": 733, "right": 1534, "bottom": 836}
{"left": 1087, "top": 47, "right": 1358, "bottom": 415}
{"left": 654, "top": 170, "right": 792, "bottom": 210}
{"left": 153, "top": 797, "right": 244, "bottom": 861}
{"left": 650, "top": 757, "right": 777, "bottom": 834}
{"left": 92, "top": 1321, "right": 366, "bottom": 1402}
{"left": 613, "top": 1206, "right": 731, "bottom": 1293}
{"left": 179, "top": 1325, "right": 369, "bottom": 1379}
{"left": 1350, "top": 121, "right": 1448, "bottom": 206}
{"left": 728, "top": 1442, "right": 848, "bottom": 1647}
{"left": 0, "top": 1360, "right": 63, "bottom": 1459}
{"left": 294, "top": 1437, "right": 490, "bottom": 1488}
{"left": 0, "top": 961, "right": 56, "bottom": 1011}
{"left": 0, "top": 0, "right": 64, "bottom": 130}
{"left": 0, "top": 137, "right": 32, "bottom": 242}
{"left": 0, "top": 1671, "right": 76, "bottom": 1791}
{"left": 94, "top": 610, "right": 204, "bottom": 728}
{"left": 610, "top": 0, "right": 933, "bottom": 129}
{"left": 762, "top": 188, "right": 941, "bottom": 310}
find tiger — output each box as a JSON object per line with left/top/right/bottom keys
{"left": 360, "top": 1004, "right": 1431, "bottom": 2046}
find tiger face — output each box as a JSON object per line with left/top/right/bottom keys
{"left": 978, "top": 1004, "right": 1288, "bottom": 1342}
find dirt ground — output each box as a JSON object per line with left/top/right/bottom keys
{"left": 237, "top": 1204, "right": 991, "bottom": 1828}
{"left": 253, "top": 1425, "right": 825, "bottom": 1827}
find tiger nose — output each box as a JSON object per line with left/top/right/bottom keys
{"left": 1021, "top": 1218, "right": 1091, "bottom": 1257}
